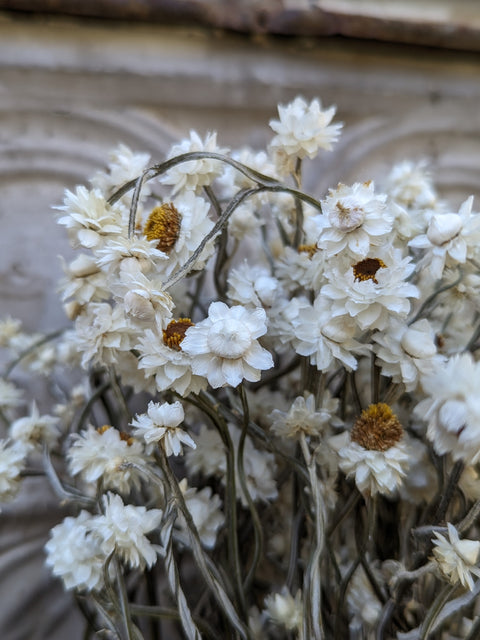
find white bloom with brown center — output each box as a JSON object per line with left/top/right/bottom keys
{"left": 333, "top": 403, "right": 410, "bottom": 496}
{"left": 319, "top": 181, "right": 393, "bottom": 258}
{"left": 181, "top": 302, "right": 274, "bottom": 388}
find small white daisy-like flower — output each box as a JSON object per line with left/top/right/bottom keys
{"left": 270, "top": 392, "right": 339, "bottom": 440}
{"left": 264, "top": 586, "right": 303, "bottom": 632}
{"left": 160, "top": 130, "right": 228, "bottom": 194}
{"left": 269, "top": 96, "right": 342, "bottom": 173}
{"left": 319, "top": 181, "right": 394, "bottom": 258}
{"left": 0, "top": 439, "right": 26, "bottom": 505}
{"left": 45, "top": 511, "right": 105, "bottom": 592}
{"left": 74, "top": 303, "right": 133, "bottom": 369}
{"left": 0, "top": 378, "right": 24, "bottom": 412}
{"left": 113, "top": 270, "right": 174, "bottom": 327}
{"left": 10, "top": 402, "right": 60, "bottom": 451}
{"left": 59, "top": 254, "right": 110, "bottom": 305}
{"left": 181, "top": 301, "right": 274, "bottom": 388}
{"left": 416, "top": 352, "right": 480, "bottom": 464}
{"left": 93, "top": 492, "right": 163, "bottom": 570}
{"left": 130, "top": 400, "right": 196, "bottom": 457}
{"left": 385, "top": 160, "right": 438, "bottom": 211}
{"left": 409, "top": 196, "right": 480, "bottom": 279}
{"left": 432, "top": 523, "right": 480, "bottom": 591}
{"left": 288, "top": 295, "right": 367, "bottom": 371}
{"left": 56, "top": 186, "right": 123, "bottom": 249}
{"left": 136, "top": 325, "right": 207, "bottom": 397}
{"left": 0, "top": 316, "right": 22, "bottom": 347}
{"left": 227, "top": 262, "right": 279, "bottom": 308}
{"left": 143, "top": 192, "right": 215, "bottom": 279}
{"left": 95, "top": 235, "right": 168, "bottom": 277}
{"left": 321, "top": 249, "right": 419, "bottom": 331}
{"left": 176, "top": 478, "right": 225, "bottom": 549}
{"left": 373, "top": 318, "right": 444, "bottom": 392}
{"left": 68, "top": 425, "right": 148, "bottom": 494}
{"left": 333, "top": 403, "right": 410, "bottom": 497}
{"left": 275, "top": 244, "right": 326, "bottom": 294}
{"left": 91, "top": 144, "right": 151, "bottom": 195}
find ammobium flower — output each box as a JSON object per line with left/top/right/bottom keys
{"left": 176, "top": 478, "right": 225, "bottom": 549}
{"left": 334, "top": 403, "right": 410, "bottom": 496}
{"left": 67, "top": 425, "right": 148, "bottom": 494}
{"left": 181, "top": 301, "right": 274, "bottom": 388}
{"left": 160, "top": 130, "right": 228, "bottom": 194}
{"left": 0, "top": 439, "right": 26, "bottom": 506}
{"left": 130, "top": 400, "right": 196, "bottom": 456}
{"left": 432, "top": 523, "right": 480, "bottom": 591}
{"left": 269, "top": 392, "right": 339, "bottom": 440}
{"left": 10, "top": 402, "right": 60, "bottom": 451}
{"left": 416, "top": 352, "right": 480, "bottom": 464}
{"left": 269, "top": 96, "right": 342, "bottom": 173}
{"left": 93, "top": 493, "right": 163, "bottom": 570}
{"left": 319, "top": 181, "right": 393, "bottom": 258}
{"left": 45, "top": 511, "right": 105, "bottom": 592}
{"left": 263, "top": 587, "right": 303, "bottom": 632}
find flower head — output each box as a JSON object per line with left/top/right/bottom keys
{"left": 181, "top": 302, "right": 273, "bottom": 388}
{"left": 45, "top": 511, "right": 105, "bottom": 592}
{"left": 432, "top": 523, "right": 480, "bottom": 590}
{"left": 130, "top": 400, "right": 195, "bottom": 456}
{"left": 269, "top": 96, "right": 342, "bottom": 173}
{"left": 68, "top": 425, "right": 148, "bottom": 494}
{"left": 10, "top": 402, "right": 60, "bottom": 451}
{"left": 333, "top": 404, "right": 410, "bottom": 496}
{"left": 0, "top": 439, "right": 26, "bottom": 505}
{"left": 93, "top": 493, "right": 162, "bottom": 570}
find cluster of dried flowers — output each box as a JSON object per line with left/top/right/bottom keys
{"left": 2, "top": 96, "right": 480, "bottom": 639}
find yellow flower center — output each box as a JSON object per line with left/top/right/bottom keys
{"left": 298, "top": 244, "right": 318, "bottom": 258}
{"left": 163, "top": 318, "right": 194, "bottom": 350}
{"left": 351, "top": 403, "right": 403, "bottom": 451}
{"left": 353, "top": 257, "right": 387, "bottom": 284}
{"left": 144, "top": 203, "right": 182, "bottom": 253}
{"left": 97, "top": 424, "right": 134, "bottom": 446}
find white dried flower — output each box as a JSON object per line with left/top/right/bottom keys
{"left": 321, "top": 249, "right": 419, "bottom": 331}
{"left": 0, "top": 439, "right": 26, "bottom": 505}
{"left": 74, "top": 303, "right": 133, "bottom": 368}
{"left": 416, "top": 352, "right": 480, "bottom": 464}
{"left": 181, "top": 302, "right": 273, "bottom": 388}
{"left": 0, "top": 316, "right": 22, "bottom": 347}
{"left": 270, "top": 392, "right": 338, "bottom": 439}
{"left": 319, "top": 181, "right": 393, "bottom": 258}
{"left": 10, "top": 402, "right": 60, "bottom": 451}
{"left": 161, "top": 130, "right": 228, "bottom": 194}
{"left": 333, "top": 403, "right": 409, "bottom": 497}
{"left": 45, "top": 511, "right": 105, "bottom": 592}
{"left": 56, "top": 186, "right": 123, "bottom": 249}
{"left": 264, "top": 587, "right": 303, "bottom": 632}
{"left": 68, "top": 425, "right": 148, "bottom": 494}
{"left": 269, "top": 96, "right": 342, "bottom": 173}
{"left": 176, "top": 478, "right": 224, "bottom": 549}
{"left": 0, "top": 378, "right": 24, "bottom": 412}
{"left": 94, "top": 492, "right": 162, "bottom": 570}
{"left": 432, "top": 523, "right": 480, "bottom": 591}
{"left": 130, "top": 400, "right": 196, "bottom": 457}
{"left": 227, "top": 262, "right": 279, "bottom": 308}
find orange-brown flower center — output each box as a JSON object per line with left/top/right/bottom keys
{"left": 353, "top": 257, "right": 387, "bottom": 284}
{"left": 351, "top": 403, "right": 403, "bottom": 451}
{"left": 298, "top": 244, "right": 318, "bottom": 258}
{"left": 163, "top": 318, "right": 194, "bottom": 350}
{"left": 97, "top": 424, "right": 134, "bottom": 446}
{"left": 144, "top": 203, "right": 182, "bottom": 253}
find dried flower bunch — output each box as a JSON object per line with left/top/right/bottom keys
{"left": 2, "top": 97, "right": 480, "bottom": 639}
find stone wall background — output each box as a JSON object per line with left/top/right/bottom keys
{"left": 1, "top": 8, "right": 480, "bottom": 639}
